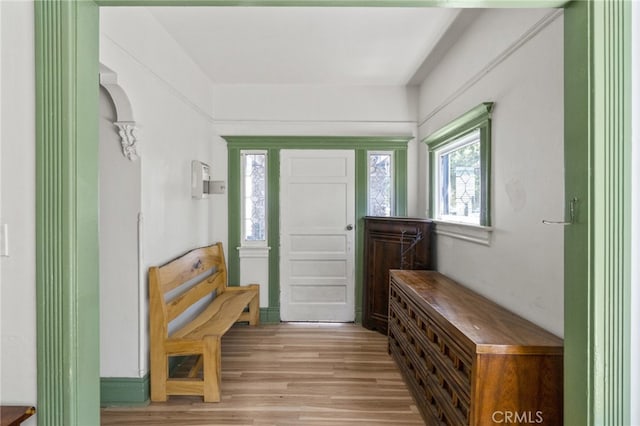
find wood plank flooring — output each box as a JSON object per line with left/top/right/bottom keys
{"left": 101, "top": 323, "right": 424, "bottom": 425}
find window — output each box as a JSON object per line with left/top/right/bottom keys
{"left": 434, "top": 130, "right": 481, "bottom": 224}
{"left": 368, "top": 151, "right": 394, "bottom": 216}
{"left": 425, "top": 102, "right": 493, "bottom": 227}
{"left": 241, "top": 150, "right": 267, "bottom": 244}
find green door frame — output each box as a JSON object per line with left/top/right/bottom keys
{"left": 34, "top": 1, "right": 631, "bottom": 425}
{"left": 225, "top": 136, "right": 410, "bottom": 324}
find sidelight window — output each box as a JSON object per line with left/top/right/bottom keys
{"left": 368, "top": 151, "right": 394, "bottom": 216}
{"left": 241, "top": 150, "right": 267, "bottom": 244}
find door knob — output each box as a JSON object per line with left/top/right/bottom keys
{"left": 346, "top": 224, "right": 354, "bottom": 231}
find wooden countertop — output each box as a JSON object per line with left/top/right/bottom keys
{"left": 390, "top": 270, "right": 563, "bottom": 354}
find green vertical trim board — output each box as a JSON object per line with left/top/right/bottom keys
{"left": 267, "top": 147, "right": 281, "bottom": 308}
{"left": 227, "top": 146, "right": 241, "bottom": 285}
{"left": 591, "top": 0, "right": 631, "bottom": 424}
{"left": 35, "top": 1, "right": 101, "bottom": 425}
{"left": 564, "top": 0, "right": 632, "bottom": 424}
{"left": 394, "top": 149, "right": 408, "bottom": 216}
{"left": 355, "top": 149, "right": 368, "bottom": 323}
{"left": 100, "top": 376, "right": 150, "bottom": 407}
{"left": 563, "top": 3, "right": 592, "bottom": 424}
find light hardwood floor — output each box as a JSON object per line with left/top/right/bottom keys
{"left": 101, "top": 323, "right": 424, "bottom": 425}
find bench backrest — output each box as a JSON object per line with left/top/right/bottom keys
{"left": 149, "top": 243, "right": 228, "bottom": 338}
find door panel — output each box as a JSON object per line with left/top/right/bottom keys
{"left": 280, "top": 150, "right": 355, "bottom": 321}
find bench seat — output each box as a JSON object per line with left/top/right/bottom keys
{"left": 172, "top": 289, "right": 257, "bottom": 340}
{"left": 149, "top": 243, "right": 259, "bottom": 402}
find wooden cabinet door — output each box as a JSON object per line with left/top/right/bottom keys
{"left": 362, "top": 217, "right": 433, "bottom": 333}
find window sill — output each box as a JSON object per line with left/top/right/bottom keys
{"left": 431, "top": 220, "right": 492, "bottom": 246}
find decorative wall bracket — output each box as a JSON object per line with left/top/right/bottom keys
{"left": 100, "top": 63, "right": 140, "bottom": 161}
{"left": 114, "top": 121, "right": 139, "bottom": 161}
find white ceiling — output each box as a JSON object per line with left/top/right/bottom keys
{"left": 149, "top": 7, "right": 462, "bottom": 86}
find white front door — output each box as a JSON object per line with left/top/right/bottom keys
{"left": 280, "top": 150, "right": 356, "bottom": 322}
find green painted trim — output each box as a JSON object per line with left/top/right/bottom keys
{"left": 424, "top": 102, "right": 493, "bottom": 226}
{"left": 267, "top": 148, "right": 281, "bottom": 308}
{"left": 591, "top": 0, "right": 632, "bottom": 424}
{"left": 355, "top": 308, "right": 362, "bottom": 325}
{"left": 96, "top": 0, "right": 569, "bottom": 7}
{"left": 479, "top": 120, "right": 491, "bottom": 227}
{"left": 225, "top": 137, "right": 409, "bottom": 322}
{"left": 355, "top": 150, "right": 368, "bottom": 320}
{"left": 564, "top": 1, "right": 632, "bottom": 424}
{"left": 260, "top": 307, "right": 281, "bottom": 324}
{"left": 422, "top": 102, "right": 494, "bottom": 148}
{"left": 563, "top": 3, "right": 591, "bottom": 423}
{"left": 100, "top": 376, "right": 150, "bottom": 407}
{"left": 35, "top": 1, "right": 101, "bottom": 425}
{"left": 227, "top": 146, "right": 242, "bottom": 285}
{"left": 395, "top": 149, "right": 408, "bottom": 216}
{"left": 225, "top": 136, "right": 413, "bottom": 149}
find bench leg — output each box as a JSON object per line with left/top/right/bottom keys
{"left": 249, "top": 284, "right": 260, "bottom": 326}
{"left": 150, "top": 352, "right": 168, "bottom": 402}
{"left": 203, "top": 336, "right": 221, "bottom": 402}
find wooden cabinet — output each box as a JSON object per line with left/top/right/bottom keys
{"left": 362, "top": 217, "right": 433, "bottom": 334}
{"left": 388, "top": 270, "right": 563, "bottom": 425}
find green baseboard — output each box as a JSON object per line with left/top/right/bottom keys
{"left": 257, "top": 307, "right": 362, "bottom": 324}
{"left": 260, "top": 307, "right": 281, "bottom": 323}
{"left": 100, "top": 375, "right": 149, "bottom": 407}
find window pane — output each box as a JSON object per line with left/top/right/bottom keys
{"left": 243, "top": 153, "right": 266, "bottom": 241}
{"left": 439, "top": 139, "right": 480, "bottom": 223}
{"left": 368, "top": 153, "right": 393, "bottom": 216}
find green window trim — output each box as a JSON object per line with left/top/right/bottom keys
{"left": 225, "top": 136, "right": 410, "bottom": 322}
{"left": 424, "top": 102, "right": 493, "bottom": 227}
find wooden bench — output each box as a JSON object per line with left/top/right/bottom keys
{"left": 148, "top": 242, "right": 259, "bottom": 402}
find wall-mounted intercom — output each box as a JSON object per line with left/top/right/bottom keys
{"left": 191, "top": 160, "right": 226, "bottom": 198}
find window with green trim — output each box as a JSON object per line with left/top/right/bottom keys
{"left": 425, "top": 102, "right": 493, "bottom": 226}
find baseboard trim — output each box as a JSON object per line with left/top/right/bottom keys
{"left": 100, "top": 375, "right": 150, "bottom": 407}
{"left": 260, "top": 307, "right": 281, "bottom": 323}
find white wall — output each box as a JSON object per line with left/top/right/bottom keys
{"left": 417, "top": 9, "right": 564, "bottom": 336}
{"left": 99, "top": 87, "right": 143, "bottom": 378}
{"left": 0, "top": 2, "right": 37, "bottom": 424}
{"left": 100, "top": 7, "right": 223, "bottom": 378}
